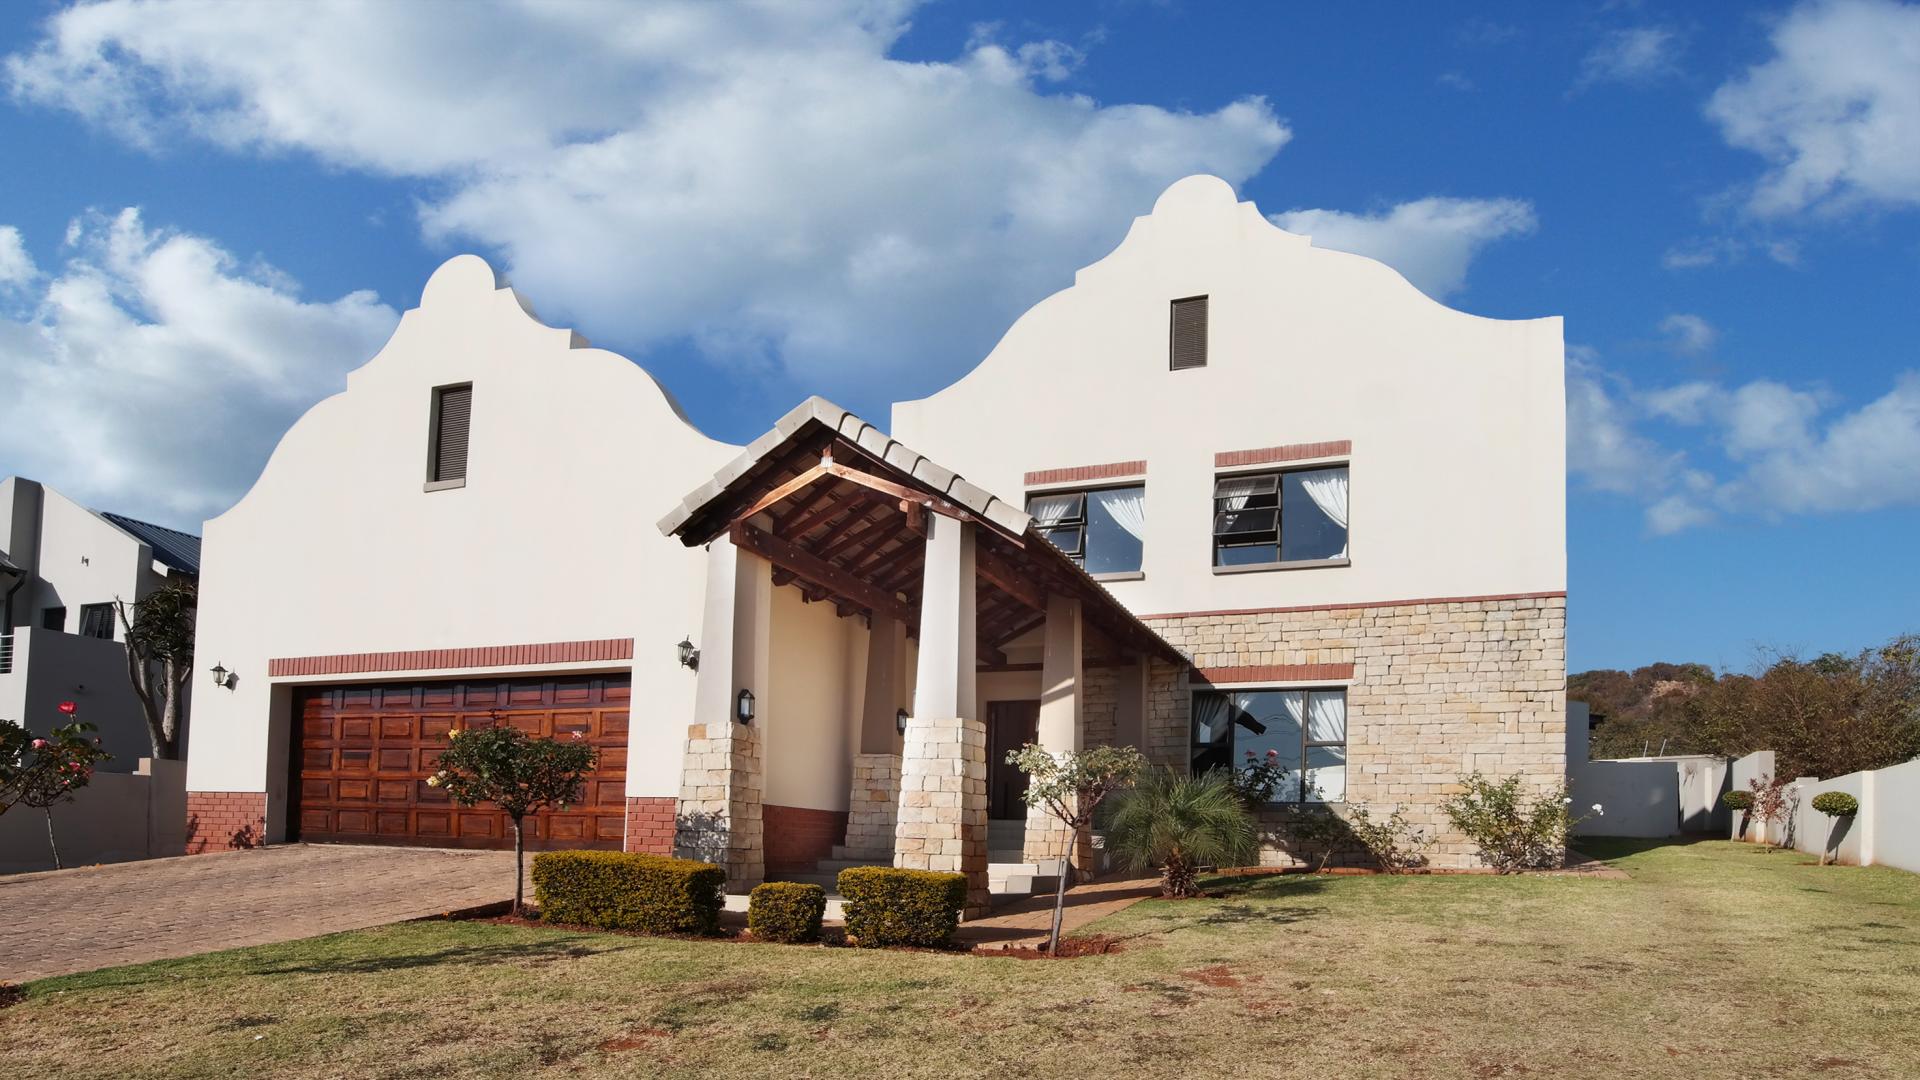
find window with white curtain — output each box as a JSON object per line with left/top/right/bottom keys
{"left": 1027, "top": 484, "right": 1145, "bottom": 574}
{"left": 1190, "top": 687, "right": 1347, "bottom": 803}
{"left": 1212, "top": 465, "right": 1348, "bottom": 567}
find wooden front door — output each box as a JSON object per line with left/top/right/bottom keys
{"left": 987, "top": 700, "right": 1040, "bottom": 819}
{"left": 289, "top": 674, "right": 630, "bottom": 850}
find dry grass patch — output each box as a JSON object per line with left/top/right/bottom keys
{"left": 3, "top": 839, "right": 1916, "bottom": 1078}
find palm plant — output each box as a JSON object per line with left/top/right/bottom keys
{"left": 1105, "top": 768, "right": 1258, "bottom": 897}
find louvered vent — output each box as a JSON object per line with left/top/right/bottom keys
{"left": 431, "top": 384, "right": 472, "bottom": 483}
{"left": 1170, "top": 295, "right": 1208, "bottom": 370}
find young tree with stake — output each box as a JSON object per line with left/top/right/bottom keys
{"left": 429, "top": 722, "right": 597, "bottom": 916}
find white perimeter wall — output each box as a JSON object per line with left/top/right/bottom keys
{"left": 1730, "top": 750, "right": 1920, "bottom": 874}
{"left": 187, "top": 256, "right": 739, "bottom": 823}
{"left": 891, "top": 175, "right": 1565, "bottom": 617}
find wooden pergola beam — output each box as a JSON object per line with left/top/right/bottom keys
{"left": 731, "top": 523, "right": 919, "bottom": 630}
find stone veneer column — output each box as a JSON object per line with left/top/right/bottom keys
{"left": 842, "top": 753, "right": 901, "bottom": 861}
{"left": 1023, "top": 594, "right": 1091, "bottom": 875}
{"left": 892, "top": 514, "right": 989, "bottom": 914}
{"left": 674, "top": 537, "right": 770, "bottom": 888}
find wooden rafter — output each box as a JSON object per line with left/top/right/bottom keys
{"left": 730, "top": 523, "right": 918, "bottom": 629}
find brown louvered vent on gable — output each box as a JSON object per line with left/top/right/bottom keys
{"left": 430, "top": 383, "right": 472, "bottom": 483}
{"left": 1170, "top": 295, "right": 1208, "bottom": 370}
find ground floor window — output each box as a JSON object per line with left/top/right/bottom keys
{"left": 1191, "top": 687, "right": 1347, "bottom": 802}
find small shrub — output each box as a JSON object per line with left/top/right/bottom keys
{"left": 531, "top": 850, "right": 724, "bottom": 935}
{"left": 1344, "top": 803, "right": 1432, "bottom": 873}
{"left": 747, "top": 882, "right": 826, "bottom": 943}
{"left": 1721, "top": 790, "right": 1754, "bottom": 811}
{"left": 837, "top": 867, "right": 966, "bottom": 948}
{"left": 1106, "top": 768, "right": 1258, "bottom": 896}
{"left": 1441, "top": 773, "right": 1596, "bottom": 873}
{"left": 1811, "top": 791, "right": 1859, "bottom": 817}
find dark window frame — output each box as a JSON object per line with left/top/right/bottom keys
{"left": 41, "top": 606, "right": 67, "bottom": 632}
{"left": 77, "top": 602, "right": 116, "bottom": 640}
{"left": 1212, "top": 463, "right": 1349, "bottom": 568}
{"left": 1169, "top": 295, "right": 1209, "bottom": 370}
{"left": 1025, "top": 482, "right": 1146, "bottom": 574}
{"left": 427, "top": 382, "right": 473, "bottom": 487}
{"left": 1189, "top": 686, "right": 1349, "bottom": 805}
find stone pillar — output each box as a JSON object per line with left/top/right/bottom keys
{"left": 892, "top": 514, "right": 989, "bottom": 914}
{"left": 842, "top": 752, "right": 902, "bottom": 861}
{"left": 675, "top": 537, "right": 770, "bottom": 888}
{"left": 1024, "top": 594, "right": 1091, "bottom": 873}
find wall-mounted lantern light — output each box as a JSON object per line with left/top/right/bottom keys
{"left": 210, "top": 662, "right": 237, "bottom": 690}
{"left": 735, "top": 688, "right": 755, "bottom": 725}
{"left": 676, "top": 636, "right": 700, "bottom": 671}
{"left": 895, "top": 707, "right": 910, "bottom": 737}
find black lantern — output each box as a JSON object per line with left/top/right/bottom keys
{"left": 676, "top": 636, "right": 700, "bottom": 671}
{"left": 736, "top": 688, "right": 755, "bottom": 725}
{"left": 895, "top": 707, "right": 910, "bottom": 736}
{"left": 210, "top": 662, "right": 235, "bottom": 690}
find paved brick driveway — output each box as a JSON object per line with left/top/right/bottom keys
{"left": 0, "top": 844, "right": 521, "bottom": 982}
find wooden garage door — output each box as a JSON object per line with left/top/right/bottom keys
{"left": 290, "top": 674, "right": 630, "bottom": 850}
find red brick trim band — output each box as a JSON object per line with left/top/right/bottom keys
{"left": 185, "top": 791, "right": 268, "bottom": 854}
{"left": 623, "top": 796, "right": 676, "bottom": 856}
{"left": 1139, "top": 590, "right": 1567, "bottom": 622}
{"left": 1215, "top": 440, "right": 1351, "bottom": 469}
{"left": 1024, "top": 460, "right": 1147, "bottom": 487}
{"left": 763, "top": 803, "right": 850, "bottom": 876}
{"left": 1196, "top": 662, "right": 1355, "bottom": 684}
{"left": 269, "top": 638, "right": 635, "bottom": 678}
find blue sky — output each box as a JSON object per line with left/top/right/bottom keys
{"left": 1, "top": 1, "right": 1916, "bottom": 675}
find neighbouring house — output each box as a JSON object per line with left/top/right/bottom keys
{"left": 183, "top": 175, "right": 1566, "bottom": 901}
{"left": 1, "top": 475, "right": 200, "bottom": 766}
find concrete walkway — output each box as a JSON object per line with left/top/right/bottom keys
{"left": 956, "top": 875, "right": 1162, "bottom": 950}
{"left": 0, "top": 843, "right": 519, "bottom": 983}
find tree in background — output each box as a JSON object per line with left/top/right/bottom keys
{"left": 1006, "top": 743, "right": 1144, "bottom": 954}
{"left": 113, "top": 579, "right": 197, "bottom": 760}
{"left": 1570, "top": 661, "right": 1714, "bottom": 759}
{"left": 429, "top": 723, "right": 597, "bottom": 916}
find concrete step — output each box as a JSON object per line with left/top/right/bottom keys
{"left": 828, "top": 845, "right": 890, "bottom": 862}
{"left": 725, "top": 891, "right": 845, "bottom": 922}
{"left": 812, "top": 858, "right": 886, "bottom": 875}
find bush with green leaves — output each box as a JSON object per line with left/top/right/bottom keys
{"left": 1721, "top": 790, "right": 1754, "bottom": 811}
{"left": 430, "top": 723, "right": 597, "bottom": 915}
{"left": 1810, "top": 791, "right": 1858, "bottom": 817}
{"left": 531, "top": 850, "right": 725, "bottom": 934}
{"left": 837, "top": 867, "right": 967, "bottom": 948}
{"left": 1106, "top": 767, "right": 1257, "bottom": 897}
{"left": 1, "top": 705, "right": 112, "bottom": 870}
{"left": 747, "top": 882, "right": 826, "bottom": 943}
{"left": 1441, "top": 773, "right": 1596, "bottom": 873}
{"left": 1344, "top": 803, "right": 1432, "bottom": 873}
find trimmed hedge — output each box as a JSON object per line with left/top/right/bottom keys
{"left": 837, "top": 866, "right": 967, "bottom": 948}
{"left": 1721, "top": 790, "right": 1754, "bottom": 810}
{"left": 1811, "top": 791, "right": 1859, "bottom": 817}
{"left": 748, "top": 882, "right": 827, "bottom": 943}
{"left": 531, "top": 850, "right": 725, "bottom": 935}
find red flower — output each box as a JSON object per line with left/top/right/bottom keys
{"left": 58, "top": 701, "right": 77, "bottom": 715}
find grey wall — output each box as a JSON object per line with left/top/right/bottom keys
{"left": 1, "top": 626, "right": 156, "bottom": 770}
{"left": 0, "top": 757, "right": 185, "bottom": 873}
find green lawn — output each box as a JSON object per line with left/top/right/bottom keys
{"left": 6, "top": 840, "right": 1918, "bottom": 1079}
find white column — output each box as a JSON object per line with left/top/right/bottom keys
{"left": 675, "top": 538, "right": 770, "bottom": 888}
{"left": 895, "top": 514, "right": 989, "bottom": 914}
{"left": 1025, "top": 594, "right": 1088, "bottom": 871}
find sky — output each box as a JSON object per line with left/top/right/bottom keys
{"left": 0, "top": 0, "right": 1916, "bottom": 675}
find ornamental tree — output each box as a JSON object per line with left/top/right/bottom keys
{"left": 1006, "top": 743, "right": 1145, "bottom": 954}
{"left": 429, "top": 723, "right": 597, "bottom": 916}
{"left": 1810, "top": 791, "right": 1860, "bottom": 866}
{"left": 3, "top": 703, "right": 113, "bottom": 870}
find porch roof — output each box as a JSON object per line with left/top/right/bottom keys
{"left": 659, "top": 397, "right": 1184, "bottom": 666}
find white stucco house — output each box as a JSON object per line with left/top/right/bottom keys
{"left": 2, "top": 476, "right": 200, "bottom": 768}
{"left": 183, "top": 175, "right": 1566, "bottom": 904}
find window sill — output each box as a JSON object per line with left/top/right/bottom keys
{"left": 1213, "top": 557, "right": 1349, "bottom": 575}
{"left": 423, "top": 478, "right": 467, "bottom": 493}
{"left": 1090, "top": 571, "right": 1145, "bottom": 583}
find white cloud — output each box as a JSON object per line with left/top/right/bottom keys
{"left": 6, "top": 1, "right": 1291, "bottom": 402}
{"left": 1657, "top": 313, "right": 1717, "bottom": 356}
{"left": 1268, "top": 197, "right": 1536, "bottom": 298}
{"left": 1569, "top": 349, "right": 1920, "bottom": 532}
{"left": 0, "top": 226, "right": 35, "bottom": 287}
{"left": 1576, "top": 27, "right": 1685, "bottom": 89}
{"left": 0, "top": 209, "right": 397, "bottom": 528}
{"left": 1707, "top": 0, "right": 1920, "bottom": 216}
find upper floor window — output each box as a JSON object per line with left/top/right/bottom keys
{"left": 78, "top": 603, "right": 116, "bottom": 640}
{"left": 1191, "top": 687, "right": 1347, "bottom": 802}
{"left": 1213, "top": 465, "right": 1349, "bottom": 568}
{"left": 428, "top": 383, "right": 472, "bottom": 487}
{"left": 1169, "top": 295, "right": 1208, "bottom": 370}
{"left": 41, "top": 606, "right": 66, "bottom": 632}
{"left": 1027, "top": 485, "right": 1146, "bottom": 575}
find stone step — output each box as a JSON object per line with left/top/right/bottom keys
{"left": 813, "top": 858, "right": 887, "bottom": 875}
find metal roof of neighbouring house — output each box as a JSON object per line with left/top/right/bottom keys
{"left": 100, "top": 512, "right": 202, "bottom": 576}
